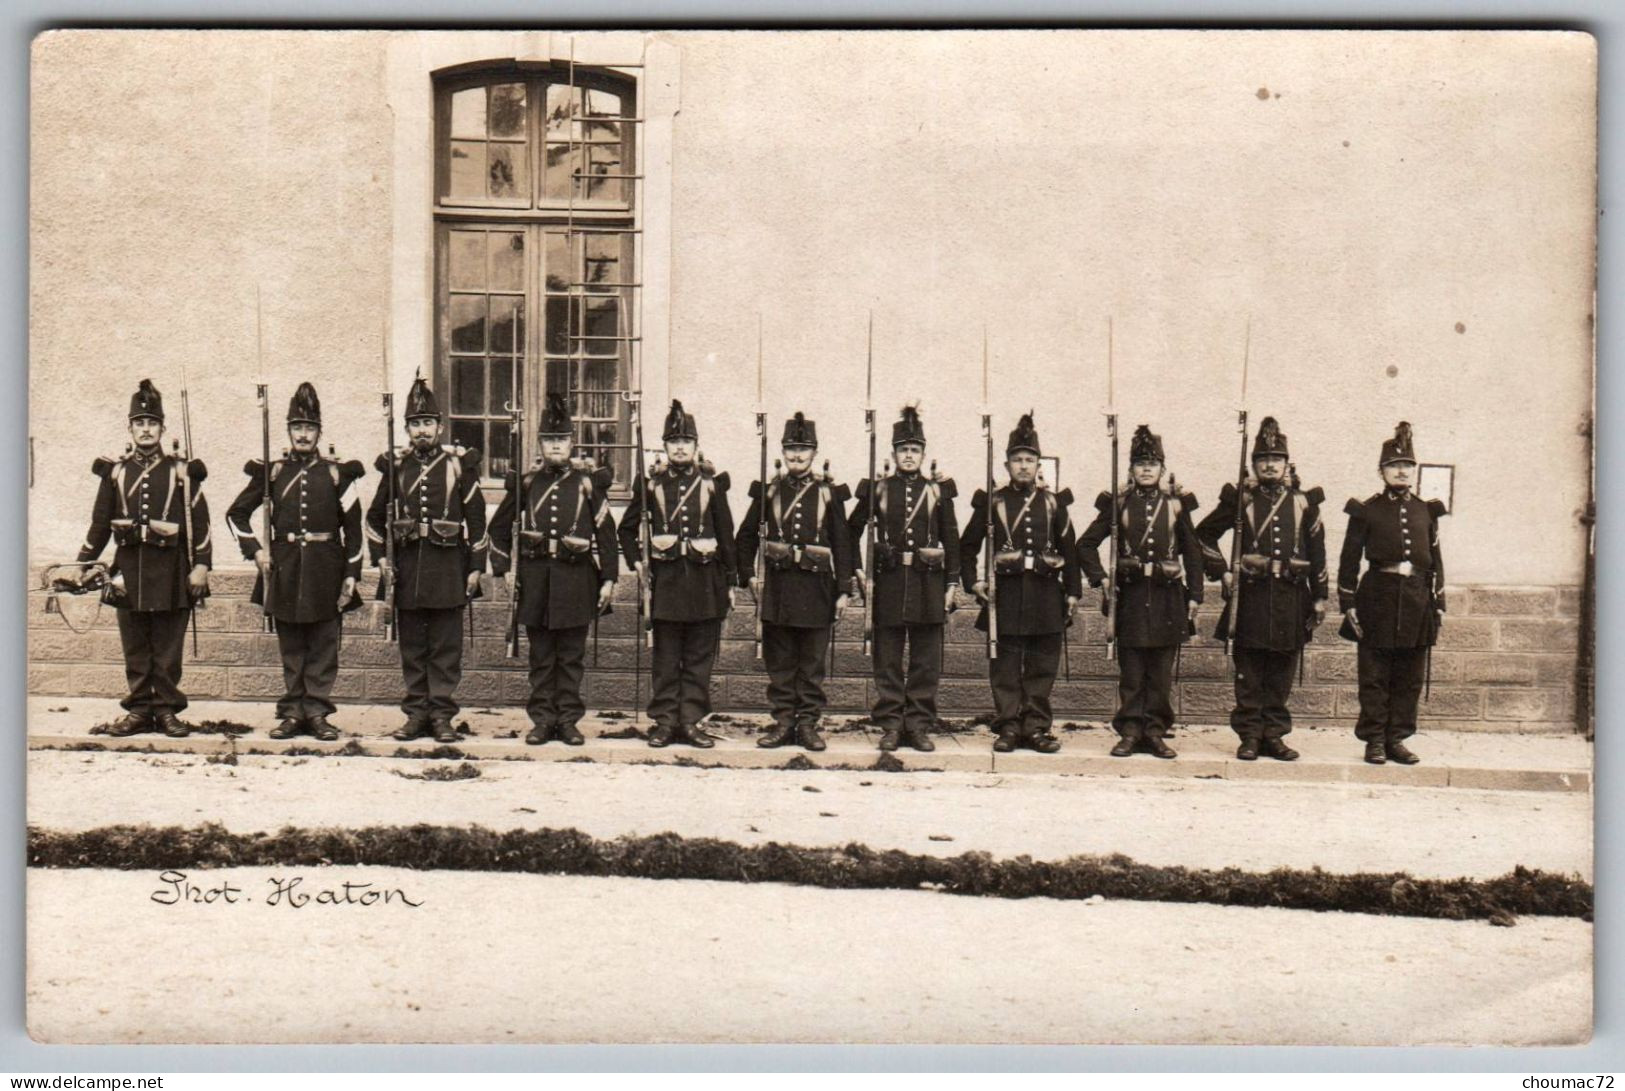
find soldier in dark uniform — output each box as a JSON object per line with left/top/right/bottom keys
{"left": 1079, "top": 425, "right": 1204, "bottom": 759}
{"left": 848, "top": 405, "right": 961, "bottom": 752}
{"left": 366, "top": 378, "right": 489, "bottom": 745}
{"left": 489, "top": 393, "right": 619, "bottom": 746}
{"left": 958, "top": 413, "right": 1081, "bottom": 754}
{"left": 1338, "top": 421, "right": 1447, "bottom": 765}
{"left": 226, "top": 382, "right": 365, "bottom": 741}
{"left": 735, "top": 413, "right": 854, "bottom": 751}
{"left": 618, "top": 400, "right": 738, "bottom": 749}
{"left": 76, "top": 379, "right": 213, "bottom": 738}
{"left": 1194, "top": 417, "right": 1329, "bottom": 761}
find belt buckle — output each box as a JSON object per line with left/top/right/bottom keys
{"left": 418, "top": 521, "right": 431, "bottom": 537}
{"left": 1270, "top": 559, "right": 1283, "bottom": 577}
{"left": 1398, "top": 560, "right": 1413, "bottom": 577}
{"left": 1143, "top": 561, "right": 1155, "bottom": 578}
{"left": 901, "top": 551, "right": 914, "bottom": 567}
{"left": 1024, "top": 554, "right": 1034, "bottom": 571}
{"left": 794, "top": 546, "right": 804, "bottom": 563}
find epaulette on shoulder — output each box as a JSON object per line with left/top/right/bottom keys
{"left": 748, "top": 479, "right": 763, "bottom": 501}
{"left": 971, "top": 488, "right": 989, "bottom": 509}
{"left": 1094, "top": 489, "right": 1114, "bottom": 514}
{"left": 935, "top": 476, "right": 957, "bottom": 501}
{"left": 1178, "top": 492, "right": 1200, "bottom": 513}
{"left": 1345, "top": 497, "right": 1367, "bottom": 518}
{"left": 713, "top": 471, "right": 731, "bottom": 492}
{"left": 458, "top": 447, "right": 483, "bottom": 473}
{"left": 1054, "top": 487, "right": 1075, "bottom": 506}
{"left": 832, "top": 482, "right": 851, "bottom": 505}
{"left": 243, "top": 458, "right": 268, "bottom": 477}
{"left": 591, "top": 466, "right": 614, "bottom": 493}
{"left": 854, "top": 477, "right": 872, "bottom": 502}
{"left": 185, "top": 458, "right": 207, "bottom": 484}
{"left": 91, "top": 456, "right": 118, "bottom": 479}
{"left": 1219, "top": 481, "right": 1239, "bottom": 504}
{"left": 1426, "top": 498, "right": 1449, "bottom": 519}
{"left": 1303, "top": 485, "right": 1325, "bottom": 506}
{"left": 373, "top": 451, "right": 397, "bottom": 474}
{"left": 338, "top": 459, "right": 366, "bottom": 483}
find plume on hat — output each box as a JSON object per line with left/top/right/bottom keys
{"left": 1393, "top": 421, "right": 1412, "bottom": 446}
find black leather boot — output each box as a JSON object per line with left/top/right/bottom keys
{"left": 757, "top": 722, "right": 795, "bottom": 748}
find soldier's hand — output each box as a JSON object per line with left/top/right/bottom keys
{"left": 728, "top": 586, "right": 738, "bottom": 609}
{"left": 750, "top": 576, "right": 764, "bottom": 601}
{"left": 597, "top": 581, "right": 614, "bottom": 613}
{"left": 187, "top": 564, "right": 209, "bottom": 596}
{"left": 338, "top": 577, "right": 358, "bottom": 610}
{"left": 1312, "top": 601, "right": 1328, "bottom": 629}
{"left": 1345, "top": 608, "right": 1363, "bottom": 639}
{"left": 378, "top": 558, "right": 394, "bottom": 587}
{"left": 945, "top": 586, "right": 958, "bottom": 613}
{"left": 971, "top": 580, "right": 989, "bottom": 604}
{"left": 834, "top": 593, "right": 850, "bottom": 617}
{"left": 465, "top": 572, "right": 482, "bottom": 597}
{"left": 1220, "top": 570, "right": 1234, "bottom": 595}
{"left": 1187, "top": 600, "right": 1201, "bottom": 624}
{"left": 1065, "top": 594, "right": 1080, "bottom": 617}
{"left": 503, "top": 570, "right": 516, "bottom": 595}
{"left": 254, "top": 549, "right": 271, "bottom": 577}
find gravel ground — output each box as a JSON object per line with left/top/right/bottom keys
{"left": 27, "top": 749, "right": 1592, "bottom": 880}
{"left": 27, "top": 868, "right": 1591, "bottom": 1046}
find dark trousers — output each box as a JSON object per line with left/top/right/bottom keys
{"left": 275, "top": 618, "right": 340, "bottom": 722}
{"left": 873, "top": 623, "right": 944, "bottom": 733}
{"left": 1231, "top": 646, "right": 1298, "bottom": 743}
{"left": 526, "top": 624, "right": 588, "bottom": 730}
{"left": 399, "top": 606, "right": 465, "bottom": 723}
{"left": 649, "top": 619, "right": 722, "bottom": 729}
{"left": 763, "top": 623, "right": 831, "bottom": 728}
{"left": 1114, "top": 644, "right": 1177, "bottom": 741}
{"left": 117, "top": 607, "right": 189, "bottom": 717}
{"left": 1355, "top": 644, "right": 1428, "bottom": 743}
{"left": 989, "top": 632, "right": 1062, "bottom": 738}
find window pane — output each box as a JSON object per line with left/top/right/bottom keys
{"left": 450, "top": 418, "right": 484, "bottom": 457}
{"left": 544, "top": 296, "right": 569, "bottom": 356}
{"left": 449, "top": 140, "right": 484, "bottom": 199}
{"left": 486, "top": 419, "right": 512, "bottom": 478}
{"left": 544, "top": 231, "right": 570, "bottom": 290}
{"left": 449, "top": 295, "right": 487, "bottom": 353}
{"left": 586, "top": 87, "right": 623, "bottom": 120}
{"left": 488, "top": 143, "right": 524, "bottom": 200}
{"left": 584, "top": 143, "right": 624, "bottom": 201}
{"left": 544, "top": 83, "right": 577, "bottom": 139}
{"left": 489, "top": 357, "right": 513, "bottom": 415}
{"left": 545, "top": 361, "right": 569, "bottom": 399}
{"left": 489, "top": 231, "right": 524, "bottom": 291}
{"left": 582, "top": 296, "right": 621, "bottom": 355}
{"left": 451, "top": 88, "right": 486, "bottom": 139}
{"left": 543, "top": 141, "right": 578, "bottom": 200}
{"left": 583, "top": 234, "right": 620, "bottom": 286}
{"left": 448, "top": 231, "right": 486, "bottom": 290}
{"left": 452, "top": 359, "right": 485, "bottom": 416}
{"left": 490, "top": 296, "right": 521, "bottom": 354}
{"left": 489, "top": 83, "right": 525, "bottom": 138}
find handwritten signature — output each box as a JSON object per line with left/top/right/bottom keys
{"left": 150, "top": 870, "right": 424, "bottom": 908}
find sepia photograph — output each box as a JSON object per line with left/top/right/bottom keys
{"left": 24, "top": 27, "right": 1597, "bottom": 1047}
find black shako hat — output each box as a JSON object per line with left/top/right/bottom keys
{"left": 782, "top": 412, "right": 817, "bottom": 447}
{"left": 1380, "top": 421, "right": 1417, "bottom": 466}
{"left": 1252, "top": 416, "right": 1289, "bottom": 460}
{"left": 1006, "top": 411, "right": 1040, "bottom": 457}
{"left": 538, "top": 392, "right": 573, "bottom": 437}
{"left": 892, "top": 404, "right": 926, "bottom": 447}
{"left": 663, "top": 399, "right": 698, "bottom": 442}
{"left": 128, "top": 379, "right": 164, "bottom": 422}
{"left": 286, "top": 382, "right": 322, "bottom": 426}
{"left": 404, "top": 377, "right": 441, "bottom": 421}
{"left": 1130, "top": 424, "right": 1165, "bottom": 464}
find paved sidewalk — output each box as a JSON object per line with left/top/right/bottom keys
{"left": 28, "top": 695, "right": 1593, "bottom": 793}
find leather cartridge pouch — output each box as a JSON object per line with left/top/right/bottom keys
{"left": 688, "top": 537, "right": 719, "bottom": 564}
{"left": 993, "top": 550, "right": 1026, "bottom": 575}
{"left": 914, "top": 546, "right": 946, "bottom": 571}
{"left": 763, "top": 540, "right": 795, "bottom": 570}
{"left": 1287, "top": 558, "right": 1311, "bottom": 577}
{"left": 1038, "top": 549, "right": 1066, "bottom": 574}
{"left": 426, "top": 519, "right": 463, "bottom": 547}
{"left": 1114, "top": 555, "right": 1142, "bottom": 583}
{"left": 391, "top": 518, "right": 418, "bottom": 542}
{"left": 649, "top": 533, "right": 681, "bottom": 561}
{"left": 799, "top": 544, "right": 835, "bottom": 574}
{"left": 518, "top": 529, "right": 549, "bottom": 559}
{"left": 1240, "top": 553, "right": 1270, "bottom": 576}
{"left": 1154, "top": 559, "right": 1185, "bottom": 583}
{"left": 558, "top": 535, "right": 592, "bottom": 563}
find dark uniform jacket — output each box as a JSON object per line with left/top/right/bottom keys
{"left": 735, "top": 472, "right": 855, "bottom": 629}
{"left": 1337, "top": 489, "right": 1447, "bottom": 648}
{"left": 1194, "top": 480, "right": 1329, "bottom": 652}
{"left": 848, "top": 470, "right": 961, "bottom": 627}
{"left": 365, "top": 444, "right": 490, "bottom": 611}
{"left": 78, "top": 450, "right": 214, "bottom": 612}
{"left": 958, "top": 483, "right": 1083, "bottom": 637}
{"left": 489, "top": 463, "right": 619, "bottom": 631}
{"left": 1078, "top": 485, "right": 1205, "bottom": 648}
{"left": 617, "top": 463, "right": 737, "bottom": 622}
{"left": 227, "top": 452, "right": 366, "bottom": 624}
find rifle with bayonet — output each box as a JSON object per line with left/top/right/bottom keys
{"left": 254, "top": 287, "right": 276, "bottom": 633}
{"left": 1224, "top": 319, "right": 1252, "bottom": 661}
{"left": 980, "top": 328, "right": 998, "bottom": 659}
{"left": 1105, "top": 318, "right": 1120, "bottom": 661}
{"left": 504, "top": 301, "right": 526, "bottom": 660}
{"left": 628, "top": 361, "right": 652, "bottom": 726}
{"left": 753, "top": 315, "right": 768, "bottom": 661}
{"left": 861, "top": 313, "right": 878, "bottom": 658}
{"left": 379, "top": 321, "right": 399, "bottom": 644}
{"left": 175, "top": 361, "right": 202, "bottom": 655}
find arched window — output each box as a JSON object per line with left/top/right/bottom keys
{"left": 433, "top": 62, "right": 637, "bottom": 490}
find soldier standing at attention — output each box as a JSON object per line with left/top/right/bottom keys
{"left": 1338, "top": 422, "right": 1447, "bottom": 765}
{"left": 489, "top": 393, "right": 618, "bottom": 746}
{"left": 1194, "top": 417, "right": 1328, "bottom": 761}
{"left": 958, "top": 412, "right": 1081, "bottom": 754}
{"left": 77, "top": 379, "right": 213, "bottom": 738}
{"left": 366, "top": 378, "right": 489, "bottom": 745}
{"left": 226, "top": 382, "right": 365, "bottom": 741}
{"left": 848, "top": 405, "right": 961, "bottom": 752}
{"left": 617, "top": 400, "right": 738, "bottom": 749}
{"left": 1079, "top": 425, "right": 1203, "bottom": 759}
{"left": 735, "top": 412, "right": 854, "bottom": 752}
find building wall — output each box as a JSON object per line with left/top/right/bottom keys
{"left": 29, "top": 30, "right": 1595, "bottom": 727}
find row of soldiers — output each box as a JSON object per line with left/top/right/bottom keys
{"left": 74, "top": 377, "right": 1446, "bottom": 766}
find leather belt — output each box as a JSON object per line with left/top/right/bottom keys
{"left": 1375, "top": 561, "right": 1418, "bottom": 576}
{"left": 283, "top": 531, "right": 335, "bottom": 544}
